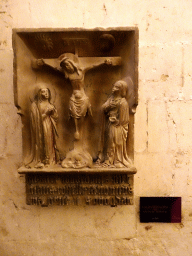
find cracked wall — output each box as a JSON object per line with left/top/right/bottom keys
{"left": 1, "top": 0, "right": 192, "bottom": 255}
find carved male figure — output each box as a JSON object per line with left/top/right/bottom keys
{"left": 25, "top": 84, "right": 59, "bottom": 168}
{"left": 59, "top": 53, "right": 92, "bottom": 140}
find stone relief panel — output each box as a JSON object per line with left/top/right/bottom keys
{"left": 13, "top": 28, "right": 138, "bottom": 205}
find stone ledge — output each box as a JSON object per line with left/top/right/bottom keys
{"left": 18, "top": 165, "right": 137, "bottom": 174}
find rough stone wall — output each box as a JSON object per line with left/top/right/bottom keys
{"left": 1, "top": 0, "right": 192, "bottom": 255}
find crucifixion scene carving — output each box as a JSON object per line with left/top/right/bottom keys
{"left": 14, "top": 29, "right": 138, "bottom": 172}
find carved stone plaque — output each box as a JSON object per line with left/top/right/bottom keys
{"left": 13, "top": 28, "right": 138, "bottom": 206}
{"left": 26, "top": 171, "right": 135, "bottom": 206}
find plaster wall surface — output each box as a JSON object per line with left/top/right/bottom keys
{"left": 1, "top": 0, "right": 192, "bottom": 255}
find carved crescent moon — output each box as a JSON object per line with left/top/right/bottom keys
{"left": 99, "top": 34, "right": 115, "bottom": 52}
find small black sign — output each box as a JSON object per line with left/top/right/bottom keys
{"left": 140, "top": 197, "right": 181, "bottom": 223}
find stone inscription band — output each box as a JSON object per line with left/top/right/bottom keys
{"left": 26, "top": 173, "right": 134, "bottom": 206}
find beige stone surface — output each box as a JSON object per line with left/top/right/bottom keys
{"left": 1, "top": 0, "right": 192, "bottom": 255}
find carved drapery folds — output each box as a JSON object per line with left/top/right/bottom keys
{"left": 98, "top": 80, "right": 133, "bottom": 168}
{"left": 25, "top": 85, "right": 59, "bottom": 168}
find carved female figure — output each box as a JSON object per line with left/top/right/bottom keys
{"left": 25, "top": 85, "right": 59, "bottom": 168}
{"left": 99, "top": 80, "right": 132, "bottom": 168}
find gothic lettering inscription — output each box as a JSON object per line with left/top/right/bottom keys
{"left": 26, "top": 173, "right": 134, "bottom": 206}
